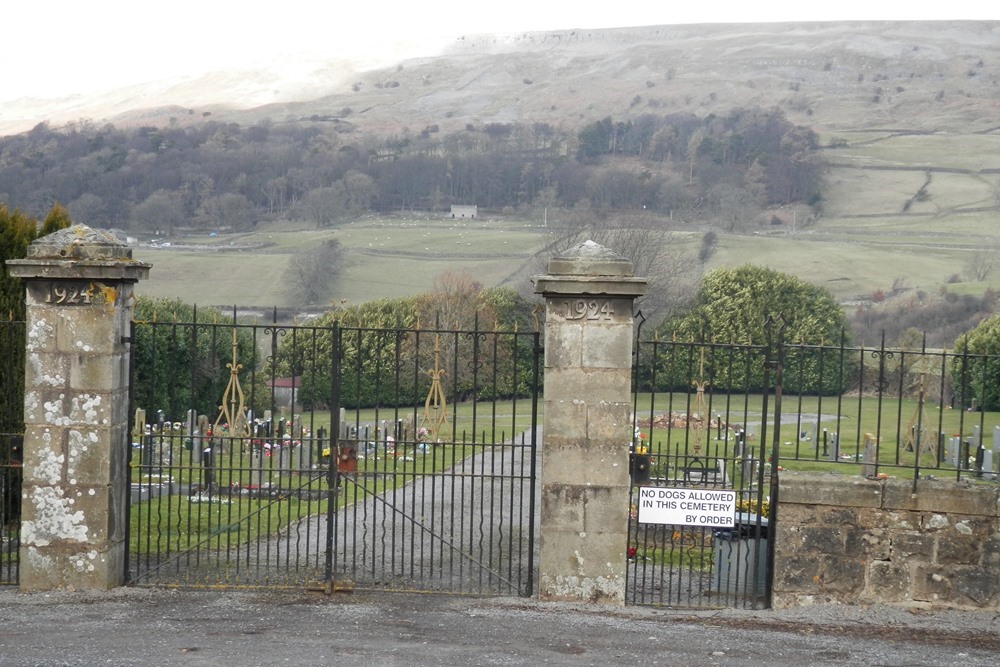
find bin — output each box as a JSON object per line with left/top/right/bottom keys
{"left": 712, "top": 511, "right": 769, "bottom": 597}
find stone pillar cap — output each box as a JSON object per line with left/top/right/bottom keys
{"left": 547, "top": 240, "right": 634, "bottom": 277}
{"left": 532, "top": 240, "right": 647, "bottom": 297}
{"left": 26, "top": 224, "right": 133, "bottom": 260}
{"left": 6, "top": 224, "right": 150, "bottom": 282}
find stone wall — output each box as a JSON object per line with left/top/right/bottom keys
{"left": 775, "top": 471, "right": 1000, "bottom": 610}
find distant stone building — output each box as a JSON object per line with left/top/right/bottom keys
{"left": 450, "top": 204, "right": 477, "bottom": 219}
{"left": 267, "top": 377, "right": 301, "bottom": 410}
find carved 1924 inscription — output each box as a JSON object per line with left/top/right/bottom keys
{"left": 562, "top": 298, "right": 615, "bottom": 321}
{"left": 42, "top": 282, "right": 94, "bottom": 306}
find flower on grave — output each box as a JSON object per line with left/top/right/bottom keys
{"left": 417, "top": 426, "right": 429, "bottom": 441}
{"left": 633, "top": 427, "right": 648, "bottom": 455}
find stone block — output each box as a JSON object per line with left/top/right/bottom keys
{"left": 19, "top": 483, "right": 93, "bottom": 547}
{"left": 543, "top": 322, "right": 583, "bottom": 369}
{"left": 864, "top": 560, "right": 911, "bottom": 603}
{"left": 67, "top": 391, "right": 112, "bottom": 427}
{"left": 890, "top": 531, "right": 934, "bottom": 559}
{"left": 776, "top": 523, "right": 808, "bottom": 553}
{"left": 581, "top": 324, "right": 633, "bottom": 369}
{"left": 854, "top": 507, "right": 891, "bottom": 531}
{"left": 559, "top": 368, "right": 633, "bottom": 404}
{"left": 24, "top": 351, "right": 69, "bottom": 392}
{"left": 540, "top": 484, "right": 586, "bottom": 532}
{"left": 934, "top": 532, "right": 982, "bottom": 565}
{"left": 21, "top": 426, "right": 66, "bottom": 485}
{"left": 912, "top": 565, "right": 953, "bottom": 602}
{"left": 581, "top": 486, "right": 631, "bottom": 531}
{"left": 586, "top": 401, "right": 633, "bottom": 442}
{"left": 816, "top": 506, "right": 860, "bottom": 526}
{"left": 817, "top": 555, "right": 866, "bottom": 594}
{"left": 796, "top": 525, "right": 847, "bottom": 555}
{"left": 65, "top": 428, "right": 113, "bottom": 485}
{"left": 69, "top": 351, "right": 121, "bottom": 393}
{"left": 775, "top": 504, "right": 817, "bottom": 526}
{"left": 541, "top": 441, "right": 628, "bottom": 486}
{"left": 53, "top": 307, "right": 118, "bottom": 355}
{"left": 18, "top": 543, "right": 124, "bottom": 592}
{"left": 845, "top": 528, "right": 890, "bottom": 560}
{"left": 772, "top": 553, "right": 821, "bottom": 592}
{"left": 982, "top": 534, "right": 1000, "bottom": 566}
{"left": 951, "top": 566, "right": 1000, "bottom": 607}
{"left": 779, "top": 472, "right": 882, "bottom": 508}
{"left": 538, "top": 571, "right": 626, "bottom": 605}
{"left": 882, "top": 477, "right": 999, "bottom": 517}
{"left": 542, "top": 396, "right": 588, "bottom": 440}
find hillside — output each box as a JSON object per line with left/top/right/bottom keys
{"left": 3, "top": 20, "right": 1000, "bottom": 346}
{"left": 3, "top": 22, "right": 997, "bottom": 138}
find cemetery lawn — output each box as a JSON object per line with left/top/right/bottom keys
{"left": 635, "top": 391, "right": 1000, "bottom": 480}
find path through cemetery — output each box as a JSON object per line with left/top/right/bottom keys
{"left": 260, "top": 426, "right": 542, "bottom": 593}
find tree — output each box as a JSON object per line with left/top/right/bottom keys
{"left": 301, "top": 186, "right": 346, "bottom": 227}
{"left": 965, "top": 244, "right": 998, "bottom": 282}
{"left": 0, "top": 203, "right": 72, "bottom": 434}
{"left": 270, "top": 283, "right": 536, "bottom": 410}
{"left": 0, "top": 203, "right": 72, "bottom": 319}
{"left": 201, "top": 193, "right": 255, "bottom": 231}
{"left": 699, "top": 231, "right": 718, "bottom": 264}
{"left": 340, "top": 171, "right": 377, "bottom": 212}
{"left": 576, "top": 117, "right": 613, "bottom": 160}
{"left": 951, "top": 314, "right": 1000, "bottom": 411}
{"left": 131, "top": 298, "right": 260, "bottom": 420}
{"left": 281, "top": 239, "right": 344, "bottom": 305}
{"left": 132, "top": 190, "right": 185, "bottom": 234}
{"left": 68, "top": 193, "right": 108, "bottom": 228}
{"left": 662, "top": 265, "right": 851, "bottom": 393}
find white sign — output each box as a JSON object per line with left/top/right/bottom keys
{"left": 637, "top": 487, "right": 737, "bottom": 527}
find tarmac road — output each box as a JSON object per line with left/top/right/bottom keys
{"left": 1, "top": 587, "right": 997, "bottom": 667}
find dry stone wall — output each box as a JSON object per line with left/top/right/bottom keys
{"left": 775, "top": 471, "right": 1000, "bottom": 610}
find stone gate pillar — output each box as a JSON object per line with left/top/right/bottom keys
{"left": 532, "top": 240, "right": 647, "bottom": 603}
{"left": 6, "top": 225, "right": 149, "bottom": 590}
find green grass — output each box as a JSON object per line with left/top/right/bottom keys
{"left": 132, "top": 217, "right": 549, "bottom": 308}
{"left": 636, "top": 390, "right": 997, "bottom": 479}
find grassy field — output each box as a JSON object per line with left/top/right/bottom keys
{"left": 129, "top": 132, "right": 1000, "bottom": 314}
{"left": 133, "top": 218, "right": 549, "bottom": 308}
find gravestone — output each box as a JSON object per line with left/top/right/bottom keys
{"left": 826, "top": 431, "right": 840, "bottom": 461}
{"left": 861, "top": 434, "right": 876, "bottom": 479}
{"left": 948, "top": 437, "right": 961, "bottom": 468}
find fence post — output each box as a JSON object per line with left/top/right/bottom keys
{"left": 6, "top": 225, "right": 149, "bottom": 590}
{"left": 532, "top": 240, "right": 647, "bottom": 604}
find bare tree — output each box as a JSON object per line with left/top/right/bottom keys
{"left": 965, "top": 244, "right": 999, "bottom": 282}
{"left": 301, "top": 186, "right": 347, "bottom": 228}
{"left": 131, "top": 189, "right": 185, "bottom": 234}
{"left": 282, "top": 240, "right": 344, "bottom": 305}
{"left": 200, "top": 193, "right": 254, "bottom": 231}
{"left": 513, "top": 217, "right": 700, "bottom": 325}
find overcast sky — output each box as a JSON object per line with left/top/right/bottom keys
{"left": 3, "top": 1, "right": 995, "bottom": 103}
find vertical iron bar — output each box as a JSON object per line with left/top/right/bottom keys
{"left": 525, "top": 329, "right": 541, "bottom": 597}
{"left": 324, "top": 322, "right": 341, "bottom": 585}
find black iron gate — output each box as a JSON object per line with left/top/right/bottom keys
{"left": 627, "top": 334, "right": 780, "bottom": 608}
{"left": 0, "top": 318, "right": 24, "bottom": 586}
{"left": 126, "top": 311, "right": 541, "bottom": 595}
